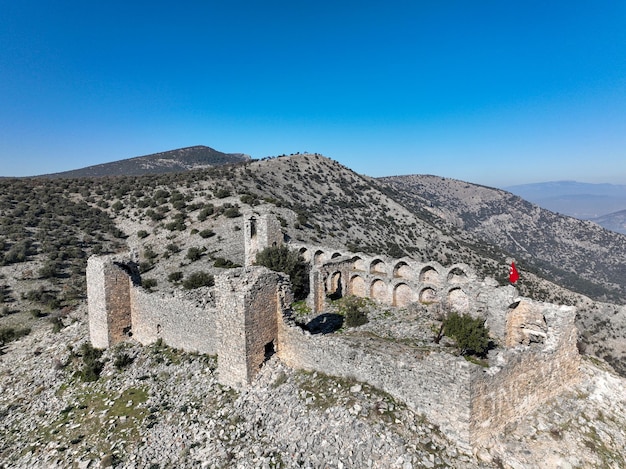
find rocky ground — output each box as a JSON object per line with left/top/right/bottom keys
{"left": 1, "top": 303, "right": 625, "bottom": 469}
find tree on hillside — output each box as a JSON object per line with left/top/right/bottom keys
{"left": 443, "top": 312, "right": 491, "bottom": 357}
{"left": 255, "top": 246, "right": 310, "bottom": 301}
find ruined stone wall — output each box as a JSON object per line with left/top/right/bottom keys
{"left": 244, "top": 210, "right": 284, "bottom": 266}
{"left": 215, "top": 267, "right": 292, "bottom": 390}
{"left": 469, "top": 303, "right": 581, "bottom": 446}
{"left": 130, "top": 288, "right": 218, "bottom": 354}
{"left": 87, "top": 255, "right": 133, "bottom": 348}
{"left": 277, "top": 322, "right": 474, "bottom": 450}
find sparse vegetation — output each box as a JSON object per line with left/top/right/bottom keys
{"left": 442, "top": 312, "right": 491, "bottom": 357}
{"left": 256, "top": 245, "right": 309, "bottom": 301}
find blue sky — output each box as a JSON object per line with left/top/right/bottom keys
{"left": 1, "top": 1, "right": 625, "bottom": 187}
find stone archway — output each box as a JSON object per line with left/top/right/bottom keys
{"left": 393, "top": 261, "right": 411, "bottom": 278}
{"left": 352, "top": 256, "right": 366, "bottom": 272}
{"left": 327, "top": 271, "right": 343, "bottom": 299}
{"left": 370, "top": 259, "right": 387, "bottom": 276}
{"left": 350, "top": 275, "right": 367, "bottom": 297}
{"left": 419, "top": 287, "right": 438, "bottom": 304}
{"left": 313, "top": 250, "right": 325, "bottom": 265}
{"left": 447, "top": 288, "right": 469, "bottom": 313}
{"left": 370, "top": 279, "right": 388, "bottom": 302}
{"left": 393, "top": 283, "right": 412, "bottom": 307}
{"left": 420, "top": 266, "right": 440, "bottom": 285}
{"left": 447, "top": 267, "right": 468, "bottom": 284}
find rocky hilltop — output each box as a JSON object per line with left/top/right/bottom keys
{"left": 2, "top": 152, "right": 626, "bottom": 467}
{"left": 37, "top": 145, "right": 250, "bottom": 178}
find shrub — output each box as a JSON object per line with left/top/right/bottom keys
{"left": 77, "top": 342, "right": 104, "bottom": 382}
{"left": 0, "top": 326, "right": 31, "bottom": 346}
{"left": 215, "top": 188, "right": 231, "bottom": 199}
{"left": 183, "top": 271, "right": 215, "bottom": 289}
{"left": 255, "top": 246, "right": 309, "bottom": 301}
{"left": 168, "top": 271, "right": 183, "bottom": 283}
{"left": 443, "top": 312, "right": 491, "bottom": 357}
{"left": 199, "top": 229, "right": 215, "bottom": 239}
{"left": 213, "top": 257, "right": 240, "bottom": 269}
{"left": 337, "top": 296, "right": 369, "bottom": 328}
{"left": 223, "top": 207, "right": 241, "bottom": 218}
{"left": 113, "top": 350, "right": 134, "bottom": 370}
{"left": 186, "top": 247, "right": 203, "bottom": 262}
{"left": 142, "top": 278, "right": 157, "bottom": 290}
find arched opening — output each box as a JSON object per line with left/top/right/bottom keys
{"left": 393, "top": 261, "right": 411, "bottom": 278}
{"left": 370, "top": 279, "right": 387, "bottom": 302}
{"left": 447, "top": 288, "right": 469, "bottom": 313}
{"left": 370, "top": 259, "right": 387, "bottom": 276}
{"left": 393, "top": 283, "right": 412, "bottom": 307}
{"left": 447, "top": 267, "right": 468, "bottom": 284}
{"left": 352, "top": 256, "right": 366, "bottom": 271}
{"left": 331, "top": 252, "right": 342, "bottom": 259}
{"left": 298, "top": 247, "right": 309, "bottom": 262}
{"left": 419, "top": 266, "right": 440, "bottom": 285}
{"left": 313, "top": 250, "right": 325, "bottom": 265}
{"left": 350, "top": 275, "right": 367, "bottom": 297}
{"left": 419, "top": 287, "right": 438, "bottom": 304}
{"left": 327, "top": 271, "right": 343, "bottom": 300}
{"left": 249, "top": 217, "right": 257, "bottom": 238}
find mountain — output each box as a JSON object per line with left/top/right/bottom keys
{"left": 379, "top": 175, "right": 626, "bottom": 304}
{"left": 591, "top": 209, "right": 626, "bottom": 235}
{"left": 505, "top": 180, "right": 626, "bottom": 220}
{"left": 37, "top": 145, "right": 250, "bottom": 178}
{"left": 2, "top": 152, "right": 626, "bottom": 466}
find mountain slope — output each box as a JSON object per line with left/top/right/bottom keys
{"left": 38, "top": 145, "right": 250, "bottom": 178}
{"left": 379, "top": 175, "right": 626, "bottom": 304}
{"left": 591, "top": 209, "right": 626, "bottom": 235}
{"left": 505, "top": 181, "right": 626, "bottom": 220}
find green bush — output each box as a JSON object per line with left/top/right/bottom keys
{"left": 443, "top": 312, "right": 491, "bottom": 357}
{"left": 0, "top": 326, "right": 31, "bottom": 346}
{"left": 186, "top": 247, "right": 203, "bottom": 262}
{"left": 168, "top": 271, "right": 183, "bottom": 283}
{"left": 77, "top": 342, "right": 104, "bottom": 382}
{"left": 142, "top": 278, "right": 157, "bottom": 290}
{"left": 255, "top": 245, "right": 309, "bottom": 301}
{"left": 337, "top": 296, "right": 369, "bottom": 328}
{"left": 183, "top": 271, "right": 215, "bottom": 290}
{"left": 199, "top": 229, "right": 215, "bottom": 239}
{"left": 213, "top": 257, "right": 240, "bottom": 269}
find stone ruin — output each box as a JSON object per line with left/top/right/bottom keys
{"left": 87, "top": 209, "right": 581, "bottom": 451}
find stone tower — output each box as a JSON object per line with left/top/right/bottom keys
{"left": 86, "top": 255, "right": 140, "bottom": 348}
{"left": 214, "top": 267, "right": 293, "bottom": 389}
{"left": 244, "top": 210, "right": 284, "bottom": 266}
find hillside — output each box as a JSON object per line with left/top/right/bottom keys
{"left": 591, "top": 209, "right": 626, "bottom": 235}
{"left": 380, "top": 175, "right": 626, "bottom": 304}
{"left": 2, "top": 152, "right": 626, "bottom": 466}
{"left": 37, "top": 145, "right": 250, "bottom": 178}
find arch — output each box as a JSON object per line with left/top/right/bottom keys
{"left": 350, "top": 275, "right": 367, "bottom": 298}
{"left": 313, "top": 250, "right": 325, "bottom": 265}
{"left": 419, "top": 287, "right": 438, "bottom": 304}
{"left": 419, "top": 266, "right": 440, "bottom": 285}
{"left": 352, "top": 256, "right": 366, "bottom": 272}
{"left": 448, "top": 288, "right": 469, "bottom": 313}
{"left": 393, "top": 261, "right": 411, "bottom": 279}
{"left": 331, "top": 252, "right": 342, "bottom": 259}
{"left": 298, "top": 247, "right": 310, "bottom": 262}
{"left": 447, "top": 266, "right": 468, "bottom": 284}
{"left": 370, "top": 279, "right": 388, "bottom": 302}
{"left": 327, "top": 271, "right": 343, "bottom": 299}
{"left": 393, "top": 283, "right": 412, "bottom": 307}
{"left": 370, "top": 259, "right": 387, "bottom": 276}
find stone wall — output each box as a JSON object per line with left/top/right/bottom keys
{"left": 277, "top": 321, "right": 474, "bottom": 450}
{"left": 130, "top": 288, "right": 218, "bottom": 354}
{"left": 87, "top": 255, "right": 135, "bottom": 348}
{"left": 215, "top": 267, "right": 292, "bottom": 390}
{"left": 244, "top": 209, "right": 284, "bottom": 266}
{"left": 469, "top": 302, "right": 581, "bottom": 446}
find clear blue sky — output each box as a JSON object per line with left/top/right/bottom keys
{"left": 1, "top": 1, "right": 625, "bottom": 187}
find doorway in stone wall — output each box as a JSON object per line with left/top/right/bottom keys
{"left": 263, "top": 340, "right": 276, "bottom": 363}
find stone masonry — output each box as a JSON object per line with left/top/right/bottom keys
{"left": 87, "top": 211, "right": 582, "bottom": 451}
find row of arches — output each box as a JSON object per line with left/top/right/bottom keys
{"left": 298, "top": 246, "right": 470, "bottom": 285}
{"left": 327, "top": 272, "right": 470, "bottom": 310}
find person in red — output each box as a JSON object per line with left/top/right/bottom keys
{"left": 509, "top": 262, "right": 520, "bottom": 284}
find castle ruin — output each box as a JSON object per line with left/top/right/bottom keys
{"left": 87, "top": 210, "right": 581, "bottom": 451}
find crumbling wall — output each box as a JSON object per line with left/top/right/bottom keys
{"left": 215, "top": 267, "right": 292, "bottom": 390}
{"left": 244, "top": 210, "right": 284, "bottom": 266}
{"left": 277, "top": 322, "right": 474, "bottom": 450}
{"left": 130, "top": 288, "right": 218, "bottom": 354}
{"left": 87, "top": 256, "right": 135, "bottom": 348}
{"left": 469, "top": 303, "right": 581, "bottom": 446}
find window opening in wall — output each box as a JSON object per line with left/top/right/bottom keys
{"left": 263, "top": 341, "right": 276, "bottom": 363}
{"left": 123, "top": 326, "right": 133, "bottom": 337}
{"left": 157, "top": 324, "right": 162, "bottom": 335}
{"left": 250, "top": 218, "right": 257, "bottom": 238}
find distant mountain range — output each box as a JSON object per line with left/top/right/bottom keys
{"left": 505, "top": 181, "right": 626, "bottom": 234}
{"left": 36, "top": 145, "right": 250, "bottom": 178}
